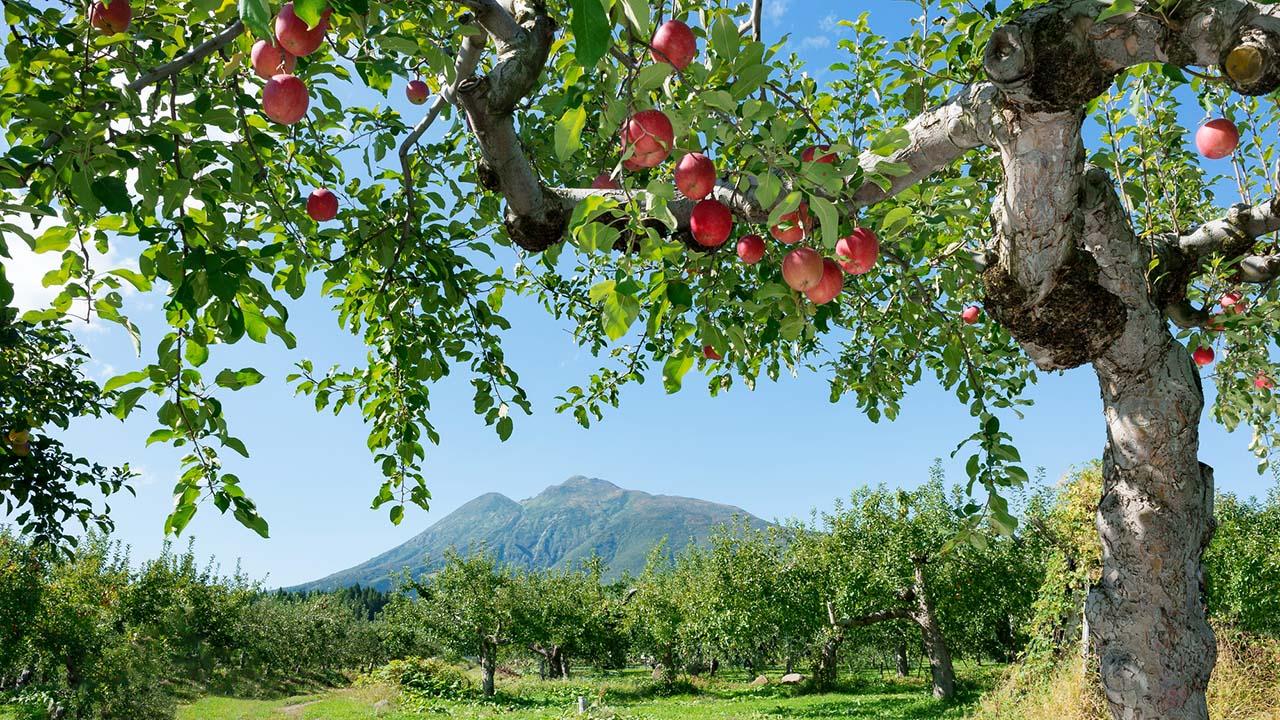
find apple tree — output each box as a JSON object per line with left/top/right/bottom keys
{"left": 9, "top": 0, "right": 1280, "bottom": 715}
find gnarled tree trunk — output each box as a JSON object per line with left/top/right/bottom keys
{"left": 480, "top": 649, "right": 497, "bottom": 697}
{"left": 911, "top": 559, "right": 956, "bottom": 700}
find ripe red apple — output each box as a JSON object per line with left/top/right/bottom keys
{"left": 835, "top": 227, "right": 879, "bottom": 275}
{"left": 805, "top": 259, "right": 844, "bottom": 305}
{"left": 782, "top": 247, "right": 823, "bottom": 292}
{"left": 675, "top": 152, "right": 716, "bottom": 200}
{"left": 736, "top": 234, "right": 765, "bottom": 265}
{"left": 307, "top": 188, "right": 338, "bottom": 221}
{"left": 263, "top": 74, "right": 309, "bottom": 125}
{"left": 801, "top": 145, "right": 836, "bottom": 164}
{"left": 962, "top": 306, "right": 981, "bottom": 324}
{"left": 702, "top": 344, "right": 721, "bottom": 361}
{"left": 89, "top": 0, "right": 131, "bottom": 34}
{"left": 1219, "top": 290, "right": 1242, "bottom": 308}
{"left": 251, "top": 40, "right": 296, "bottom": 80}
{"left": 770, "top": 203, "right": 812, "bottom": 244}
{"left": 406, "top": 79, "right": 429, "bottom": 105}
{"left": 690, "top": 199, "right": 733, "bottom": 248}
{"left": 275, "top": 2, "right": 330, "bottom": 57}
{"left": 620, "top": 110, "right": 674, "bottom": 169}
{"left": 591, "top": 173, "right": 620, "bottom": 190}
{"left": 1192, "top": 346, "right": 1215, "bottom": 367}
{"left": 1196, "top": 119, "right": 1238, "bottom": 160}
{"left": 651, "top": 20, "right": 696, "bottom": 70}
{"left": 1255, "top": 371, "right": 1274, "bottom": 390}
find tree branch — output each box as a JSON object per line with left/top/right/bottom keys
{"left": 827, "top": 601, "right": 913, "bottom": 629}
{"left": 1176, "top": 195, "right": 1280, "bottom": 259}
{"left": 21, "top": 19, "right": 245, "bottom": 183}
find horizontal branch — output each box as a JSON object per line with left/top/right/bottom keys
{"left": 827, "top": 600, "right": 914, "bottom": 629}
{"left": 456, "top": 0, "right": 525, "bottom": 44}
{"left": 1177, "top": 195, "right": 1280, "bottom": 259}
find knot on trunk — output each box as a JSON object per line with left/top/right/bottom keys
{"left": 505, "top": 203, "right": 566, "bottom": 252}
{"left": 985, "top": 10, "right": 1114, "bottom": 111}
{"left": 982, "top": 250, "right": 1126, "bottom": 370}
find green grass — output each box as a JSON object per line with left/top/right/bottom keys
{"left": 178, "top": 665, "right": 1002, "bottom": 720}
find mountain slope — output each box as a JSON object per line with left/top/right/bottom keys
{"left": 291, "top": 476, "right": 768, "bottom": 591}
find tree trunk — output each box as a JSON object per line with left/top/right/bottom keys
{"left": 481, "top": 650, "right": 496, "bottom": 697}
{"left": 895, "top": 641, "right": 909, "bottom": 678}
{"left": 813, "top": 635, "right": 842, "bottom": 690}
{"left": 1076, "top": 168, "right": 1216, "bottom": 720}
{"left": 911, "top": 559, "right": 956, "bottom": 700}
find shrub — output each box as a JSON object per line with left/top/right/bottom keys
{"left": 359, "top": 657, "right": 473, "bottom": 700}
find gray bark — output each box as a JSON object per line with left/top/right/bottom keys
{"left": 910, "top": 559, "right": 956, "bottom": 700}
{"left": 481, "top": 650, "right": 497, "bottom": 697}
{"left": 895, "top": 641, "right": 909, "bottom": 677}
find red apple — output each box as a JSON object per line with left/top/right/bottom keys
{"left": 251, "top": 40, "right": 296, "bottom": 80}
{"left": 835, "top": 227, "right": 879, "bottom": 275}
{"left": 736, "top": 234, "right": 765, "bottom": 265}
{"left": 620, "top": 110, "right": 674, "bottom": 168}
{"left": 801, "top": 145, "right": 836, "bottom": 164}
{"left": 307, "top": 188, "right": 338, "bottom": 221}
{"left": 263, "top": 74, "right": 309, "bottom": 125}
{"left": 770, "top": 202, "right": 811, "bottom": 244}
{"left": 675, "top": 152, "right": 716, "bottom": 200}
{"left": 651, "top": 20, "right": 696, "bottom": 70}
{"left": 782, "top": 247, "right": 823, "bottom": 292}
{"left": 1192, "top": 346, "right": 1215, "bottom": 367}
{"left": 805, "top": 259, "right": 843, "bottom": 305}
{"left": 702, "top": 344, "right": 721, "bottom": 361}
{"left": 1196, "top": 118, "right": 1238, "bottom": 160}
{"left": 690, "top": 199, "right": 733, "bottom": 248}
{"left": 90, "top": 0, "right": 131, "bottom": 34}
{"left": 1255, "top": 371, "right": 1274, "bottom": 389}
{"left": 406, "top": 79, "right": 430, "bottom": 105}
{"left": 1220, "top": 290, "right": 1242, "bottom": 308}
{"left": 962, "top": 306, "right": 981, "bottom": 324}
{"left": 275, "top": 2, "right": 330, "bottom": 57}
{"left": 591, "top": 173, "right": 620, "bottom": 190}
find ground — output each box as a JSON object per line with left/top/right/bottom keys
{"left": 174, "top": 666, "right": 1000, "bottom": 720}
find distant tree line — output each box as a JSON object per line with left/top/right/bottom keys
{"left": 2, "top": 462, "right": 1277, "bottom": 717}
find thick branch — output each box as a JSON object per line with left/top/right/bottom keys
{"left": 827, "top": 601, "right": 914, "bottom": 629}
{"left": 456, "top": 0, "right": 525, "bottom": 44}
{"left": 1177, "top": 195, "right": 1280, "bottom": 258}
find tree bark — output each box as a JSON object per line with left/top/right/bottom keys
{"left": 1074, "top": 168, "right": 1217, "bottom": 720}
{"left": 480, "top": 649, "right": 497, "bottom": 697}
{"left": 910, "top": 559, "right": 956, "bottom": 700}
{"left": 895, "top": 641, "right": 909, "bottom": 678}
{"left": 813, "top": 635, "right": 842, "bottom": 690}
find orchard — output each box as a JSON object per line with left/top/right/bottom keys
{"left": 7, "top": 0, "right": 1280, "bottom": 718}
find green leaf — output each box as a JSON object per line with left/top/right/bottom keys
{"left": 103, "top": 369, "right": 148, "bottom": 394}
{"left": 662, "top": 354, "right": 694, "bottom": 393}
{"left": 1097, "top": 0, "right": 1135, "bottom": 21}
{"left": 569, "top": 0, "right": 610, "bottom": 67}
{"left": 710, "top": 14, "right": 737, "bottom": 58}
{"left": 90, "top": 176, "right": 132, "bottom": 214}
{"left": 601, "top": 288, "right": 641, "bottom": 340}
{"left": 32, "top": 225, "right": 74, "bottom": 253}
{"left": 496, "top": 416, "right": 513, "bottom": 441}
{"left": 555, "top": 105, "right": 587, "bottom": 161}
{"left": 215, "top": 367, "right": 265, "bottom": 390}
{"left": 238, "top": 0, "right": 272, "bottom": 39}
{"left": 293, "top": 0, "right": 327, "bottom": 28}
{"left": 389, "top": 504, "right": 404, "bottom": 525}
{"left": 809, "top": 196, "right": 839, "bottom": 247}
{"left": 620, "top": 0, "right": 650, "bottom": 37}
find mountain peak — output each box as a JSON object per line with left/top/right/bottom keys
{"left": 554, "top": 475, "right": 620, "bottom": 491}
{"left": 289, "top": 476, "right": 769, "bottom": 592}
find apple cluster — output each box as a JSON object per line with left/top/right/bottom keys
{"left": 255, "top": 3, "right": 330, "bottom": 126}
{"left": 610, "top": 20, "right": 898, "bottom": 311}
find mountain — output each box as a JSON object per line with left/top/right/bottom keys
{"left": 290, "top": 475, "right": 769, "bottom": 592}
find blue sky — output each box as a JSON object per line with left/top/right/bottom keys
{"left": 5, "top": 1, "right": 1277, "bottom": 587}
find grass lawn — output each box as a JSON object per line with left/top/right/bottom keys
{"left": 178, "top": 666, "right": 1003, "bottom": 720}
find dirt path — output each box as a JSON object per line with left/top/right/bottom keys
{"left": 279, "top": 699, "right": 321, "bottom": 715}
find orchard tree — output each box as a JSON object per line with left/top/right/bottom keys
{"left": 9, "top": 0, "right": 1280, "bottom": 716}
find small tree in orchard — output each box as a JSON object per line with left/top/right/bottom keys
{"left": 411, "top": 551, "right": 518, "bottom": 696}
{"left": 9, "top": 0, "right": 1280, "bottom": 715}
